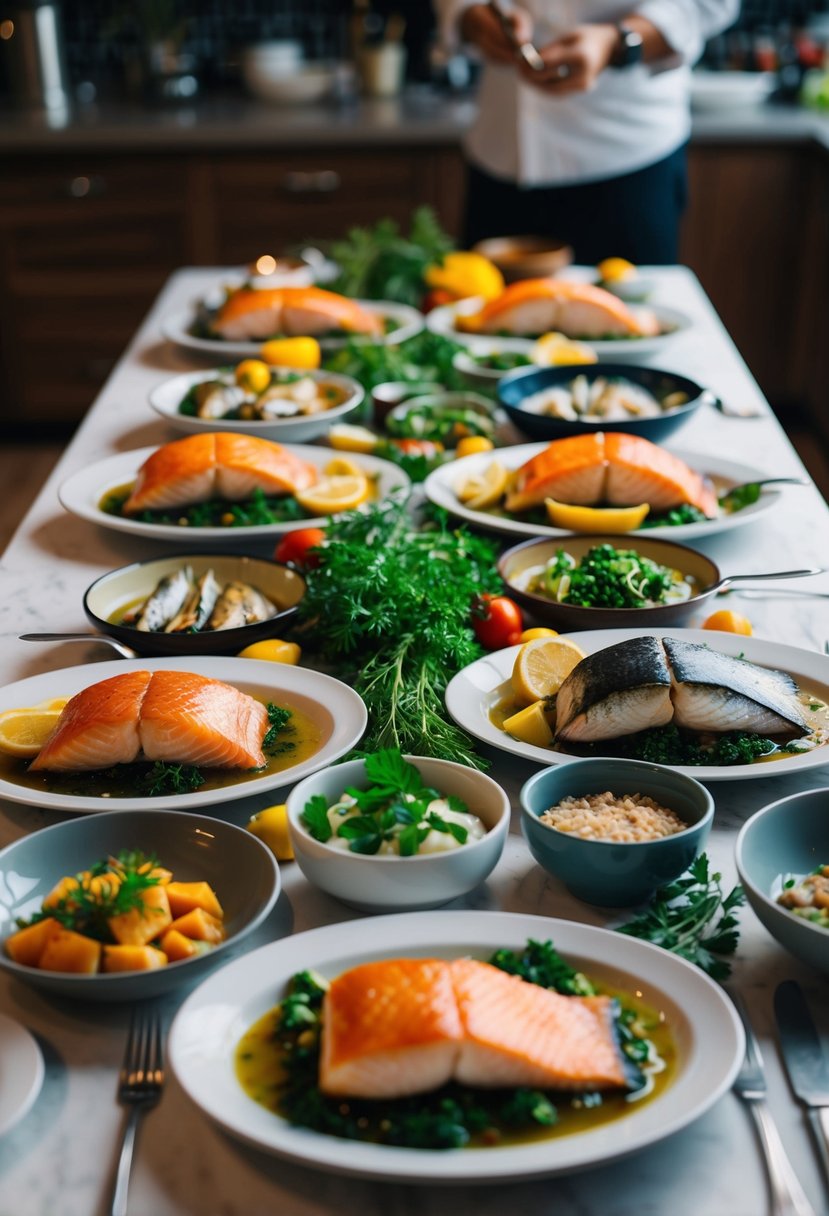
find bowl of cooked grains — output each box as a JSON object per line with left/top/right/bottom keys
{"left": 520, "top": 758, "right": 714, "bottom": 906}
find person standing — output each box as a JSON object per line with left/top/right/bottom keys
{"left": 434, "top": 0, "right": 739, "bottom": 262}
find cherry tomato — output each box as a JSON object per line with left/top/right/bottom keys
{"left": 471, "top": 594, "right": 524, "bottom": 650}
{"left": 388, "top": 438, "right": 445, "bottom": 458}
{"left": 273, "top": 527, "right": 326, "bottom": 570}
{"left": 421, "top": 288, "right": 454, "bottom": 313}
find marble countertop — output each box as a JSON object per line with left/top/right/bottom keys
{"left": 1, "top": 267, "right": 829, "bottom": 1215}
{"left": 0, "top": 88, "right": 827, "bottom": 154}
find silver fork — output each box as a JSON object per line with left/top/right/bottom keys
{"left": 731, "top": 993, "right": 818, "bottom": 1216}
{"left": 110, "top": 1007, "right": 165, "bottom": 1216}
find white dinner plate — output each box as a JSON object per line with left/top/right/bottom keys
{"left": 161, "top": 299, "right": 424, "bottom": 359}
{"left": 424, "top": 443, "right": 776, "bottom": 541}
{"left": 0, "top": 1014, "right": 44, "bottom": 1137}
{"left": 169, "top": 909, "right": 743, "bottom": 1182}
{"left": 0, "top": 657, "right": 367, "bottom": 814}
{"left": 58, "top": 445, "right": 409, "bottom": 544}
{"left": 426, "top": 296, "right": 692, "bottom": 361}
{"left": 445, "top": 628, "right": 829, "bottom": 782}
{"left": 149, "top": 368, "right": 364, "bottom": 444}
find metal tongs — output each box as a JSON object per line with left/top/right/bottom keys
{"left": 488, "top": 0, "right": 545, "bottom": 71}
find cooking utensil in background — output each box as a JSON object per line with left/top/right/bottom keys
{"left": 774, "top": 981, "right": 829, "bottom": 1196}
{"left": 19, "top": 632, "right": 138, "bottom": 658}
{"left": 1, "top": 1, "right": 68, "bottom": 112}
{"left": 488, "top": 0, "right": 545, "bottom": 71}
{"left": 109, "top": 1007, "right": 165, "bottom": 1216}
{"left": 731, "top": 991, "right": 818, "bottom": 1216}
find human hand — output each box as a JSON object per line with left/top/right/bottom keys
{"left": 518, "top": 24, "right": 618, "bottom": 94}
{"left": 460, "top": 3, "right": 535, "bottom": 66}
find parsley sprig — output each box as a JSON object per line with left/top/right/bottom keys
{"left": 618, "top": 854, "right": 745, "bottom": 980}
{"left": 300, "top": 749, "right": 471, "bottom": 856}
{"left": 20, "top": 850, "right": 163, "bottom": 941}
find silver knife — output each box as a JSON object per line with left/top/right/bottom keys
{"left": 775, "top": 980, "right": 829, "bottom": 1195}
{"left": 488, "top": 1, "right": 545, "bottom": 71}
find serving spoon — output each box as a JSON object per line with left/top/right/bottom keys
{"left": 19, "top": 632, "right": 138, "bottom": 659}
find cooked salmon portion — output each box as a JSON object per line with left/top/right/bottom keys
{"left": 504, "top": 432, "right": 717, "bottom": 517}
{"left": 31, "top": 670, "right": 268, "bottom": 772}
{"left": 320, "top": 959, "right": 464, "bottom": 1098}
{"left": 465, "top": 279, "right": 658, "bottom": 339}
{"left": 318, "top": 957, "right": 630, "bottom": 1099}
{"left": 123, "top": 433, "right": 318, "bottom": 515}
{"left": 212, "top": 286, "right": 383, "bottom": 341}
{"left": 31, "top": 669, "right": 152, "bottom": 772}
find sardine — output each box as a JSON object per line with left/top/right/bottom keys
{"left": 131, "top": 567, "right": 194, "bottom": 633}
{"left": 206, "top": 580, "right": 278, "bottom": 631}
{"left": 663, "top": 637, "right": 807, "bottom": 736}
{"left": 555, "top": 635, "right": 809, "bottom": 744}
{"left": 164, "top": 570, "right": 222, "bottom": 634}
{"left": 195, "top": 383, "right": 249, "bottom": 420}
{"left": 555, "top": 636, "right": 673, "bottom": 743}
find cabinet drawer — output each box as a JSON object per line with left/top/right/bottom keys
{"left": 5, "top": 208, "right": 190, "bottom": 274}
{"left": 0, "top": 156, "right": 187, "bottom": 209}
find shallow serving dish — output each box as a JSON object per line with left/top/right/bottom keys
{"left": 385, "top": 391, "right": 496, "bottom": 447}
{"left": 149, "top": 367, "right": 364, "bottom": 443}
{"left": 499, "top": 534, "right": 729, "bottom": 632}
{"left": 521, "top": 758, "right": 714, "bottom": 906}
{"left": 168, "top": 909, "right": 743, "bottom": 1181}
{"left": 0, "top": 809, "right": 280, "bottom": 1001}
{"left": 285, "top": 755, "right": 510, "bottom": 911}
{"left": 83, "top": 553, "right": 306, "bottom": 657}
{"left": 0, "top": 656, "right": 367, "bottom": 815}
{"left": 472, "top": 235, "right": 573, "bottom": 282}
{"left": 58, "top": 444, "right": 409, "bottom": 545}
{"left": 445, "top": 627, "right": 829, "bottom": 783}
{"left": 736, "top": 788, "right": 829, "bottom": 974}
{"left": 497, "top": 363, "right": 713, "bottom": 443}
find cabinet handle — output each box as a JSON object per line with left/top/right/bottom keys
{"left": 61, "top": 175, "right": 107, "bottom": 200}
{"left": 279, "top": 170, "right": 341, "bottom": 195}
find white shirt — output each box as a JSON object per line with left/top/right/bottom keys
{"left": 435, "top": 0, "right": 739, "bottom": 186}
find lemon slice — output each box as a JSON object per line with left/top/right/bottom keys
{"left": 0, "top": 707, "right": 63, "bottom": 758}
{"left": 247, "top": 804, "right": 294, "bottom": 861}
{"left": 511, "top": 637, "right": 586, "bottom": 707}
{"left": 35, "top": 697, "right": 69, "bottom": 712}
{"left": 531, "top": 332, "right": 598, "bottom": 367}
{"left": 325, "top": 455, "right": 365, "bottom": 478}
{"left": 296, "top": 474, "right": 370, "bottom": 515}
{"left": 544, "top": 498, "right": 650, "bottom": 534}
{"left": 502, "top": 701, "right": 553, "bottom": 747}
{"left": 597, "top": 257, "right": 637, "bottom": 283}
{"left": 236, "top": 639, "right": 301, "bottom": 664}
{"left": 327, "top": 424, "right": 379, "bottom": 454}
{"left": 456, "top": 460, "right": 509, "bottom": 511}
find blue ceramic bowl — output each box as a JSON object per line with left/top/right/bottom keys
{"left": 498, "top": 363, "right": 713, "bottom": 443}
{"left": 520, "top": 758, "right": 714, "bottom": 907}
{"left": 736, "top": 789, "right": 829, "bottom": 974}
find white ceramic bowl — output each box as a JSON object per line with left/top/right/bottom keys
{"left": 243, "top": 60, "right": 335, "bottom": 106}
{"left": 285, "top": 755, "right": 510, "bottom": 912}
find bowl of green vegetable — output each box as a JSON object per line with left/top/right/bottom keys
{"left": 452, "top": 345, "right": 534, "bottom": 393}
{"left": 736, "top": 789, "right": 829, "bottom": 974}
{"left": 285, "top": 751, "right": 510, "bottom": 912}
{"left": 520, "top": 758, "right": 714, "bottom": 907}
{"left": 498, "top": 534, "right": 724, "bottom": 631}
{"left": 385, "top": 392, "right": 496, "bottom": 448}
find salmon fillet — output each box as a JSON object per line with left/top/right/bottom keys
{"left": 31, "top": 669, "right": 152, "bottom": 772}
{"left": 504, "top": 432, "right": 717, "bottom": 517}
{"left": 123, "top": 433, "right": 318, "bottom": 515}
{"left": 319, "top": 957, "right": 629, "bottom": 1099}
{"left": 467, "top": 279, "right": 657, "bottom": 339}
{"left": 31, "top": 670, "right": 268, "bottom": 772}
{"left": 213, "top": 286, "right": 383, "bottom": 341}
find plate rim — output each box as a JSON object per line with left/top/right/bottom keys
{"left": 445, "top": 627, "right": 829, "bottom": 782}
{"left": 423, "top": 442, "right": 777, "bottom": 542}
{"left": 168, "top": 908, "right": 743, "bottom": 1183}
{"left": 57, "top": 445, "right": 410, "bottom": 542}
{"left": 0, "top": 656, "right": 367, "bottom": 813}
{"left": 0, "top": 1013, "right": 45, "bottom": 1137}
{"left": 161, "top": 298, "right": 424, "bottom": 357}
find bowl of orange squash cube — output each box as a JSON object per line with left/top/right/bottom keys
{"left": 0, "top": 809, "right": 280, "bottom": 1000}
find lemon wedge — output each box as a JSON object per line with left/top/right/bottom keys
{"left": 544, "top": 498, "right": 650, "bottom": 534}
{"left": 511, "top": 637, "right": 586, "bottom": 707}
{"left": 236, "top": 639, "right": 301, "bottom": 664}
{"left": 597, "top": 257, "right": 637, "bottom": 283}
{"left": 247, "top": 804, "right": 294, "bottom": 861}
{"left": 0, "top": 706, "right": 63, "bottom": 758}
{"left": 502, "top": 701, "right": 554, "bottom": 747}
{"left": 531, "top": 332, "right": 598, "bottom": 367}
{"left": 327, "top": 424, "right": 379, "bottom": 454}
{"left": 456, "top": 460, "right": 509, "bottom": 511}
{"left": 296, "top": 474, "right": 370, "bottom": 515}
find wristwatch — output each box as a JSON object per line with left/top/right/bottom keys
{"left": 611, "top": 22, "right": 644, "bottom": 68}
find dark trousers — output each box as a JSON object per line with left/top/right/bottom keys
{"left": 463, "top": 144, "right": 688, "bottom": 265}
